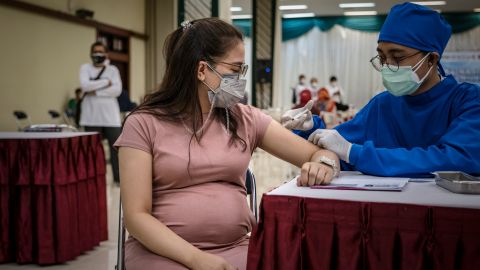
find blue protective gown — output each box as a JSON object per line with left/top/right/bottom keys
{"left": 300, "top": 75, "right": 480, "bottom": 177}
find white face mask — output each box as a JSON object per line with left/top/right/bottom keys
{"left": 203, "top": 63, "right": 247, "bottom": 109}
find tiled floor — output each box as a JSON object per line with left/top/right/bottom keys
{"left": 2, "top": 147, "right": 299, "bottom": 270}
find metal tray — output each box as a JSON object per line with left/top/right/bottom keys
{"left": 433, "top": 171, "right": 480, "bottom": 194}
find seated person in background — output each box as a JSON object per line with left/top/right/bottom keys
{"left": 292, "top": 89, "right": 320, "bottom": 115}
{"left": 325, "top": 76, "right": 349, "bottom": 111}
{"left": 316, "top": 87, "right": 336, "bottom": 113}
{"left": 293, "top": 74, "right": 307, "bottom": 105}
{"left": 281, "top": 2, "right": 480, "bottom": 177}
{"left": 309, "top": 77, "right": 320, "bottom": 98}
{"left": 114, "top": 18, "right": 339, "bottom": 270}
{"left": 66, "top": 88, "right": 82, "bottom": 126}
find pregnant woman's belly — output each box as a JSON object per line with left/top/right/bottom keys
{"left": 151, "top": 182, "right": 255, "bottom": 249}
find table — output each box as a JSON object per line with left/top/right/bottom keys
{"left": 0, "top": 132, "right": 108, "bottom": 265}
{"left": 247, "top": 172, "right": 480, "bottom": 270}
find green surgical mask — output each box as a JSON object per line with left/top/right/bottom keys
{"left": 382, "top": 52, "right": 433, "bottom": 96}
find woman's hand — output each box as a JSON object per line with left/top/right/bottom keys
{"left": 189, "top": 250, "right": 237, "bottom": 270}
{"left": 297, "top": 161, "right": 335, "bottom": 187}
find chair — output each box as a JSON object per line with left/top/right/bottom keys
{"left": 47, "top": 110, "right": 78, "bottom": 132}
{"left": 245, "top": 169, "right": 258, "bottom": 220}
{"left": 48, "top": 110, "right": 61, "bottom": 119}
{"left": 114, "top": 169, "right": 258, "bottom": 270}
{"left": 13, "top": 110, "right": 31, "bottom": 131}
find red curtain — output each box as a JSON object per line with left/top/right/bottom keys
{"left": 0, "top": 134, "right": 107, "bottom": 265}
{"left": 247, "top": 195, "right": 480, "bottom": 270}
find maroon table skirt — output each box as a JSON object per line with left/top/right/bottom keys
{"left": 0, "top": 134, "right": 107, "bottom": 265}
{"left": 247, "top": 195, "right": 480, "bottom": 270}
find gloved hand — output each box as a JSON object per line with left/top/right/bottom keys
{"left": 281, "top": 100, "right": 314, "bottom": 131}
{"left": 308, "top": 129, "right": 352, "bottom": 162}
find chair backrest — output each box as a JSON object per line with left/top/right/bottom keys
{"left": 299, "top": 89, "right": 312, "bottom": 105}
{"left": 49, "top": 109, "right": 78, "bottom": 130}
{"left": 115, "top": 201, "right": 125, "bottom": 270}
{"left": 13, "top": 110, "right": 28, "bottom": 120}
{"left": 114, "top": 169, "right": 258, "bottom": 270}
{"left": 13, "top": 110, "right": 31, "bottom": 131}
{"left": 245, "top": 169, "right": 258, "bottom": 220}
{"left": 48, "top": 110, "right": 61, "bottom": 119}
{"left": 317, "top": 87, "right": 330, "bottom": 102}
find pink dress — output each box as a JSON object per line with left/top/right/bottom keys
{"left": 114, "top": 104, "right": 272, "bottom": 269}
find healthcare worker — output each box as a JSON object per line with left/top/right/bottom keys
{"left": 281, "top": 2, "right": 480, "bottom": 177}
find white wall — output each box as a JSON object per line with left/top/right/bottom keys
{"left": 0, "top": 1, "right": 146, "bottom": 131}
{"left": 0, "top": 5, "right": 94, "bottom": 130}
{"left": 130, "top": 37, "right": 146, "bottom": 104}
{"left": 20, "top": 0, "right": 145, "bottom": 33}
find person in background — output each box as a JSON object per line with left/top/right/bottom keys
{"left": 118, "top": 90, "right": 138, "bottom": 113}
{"left": 66, "top": 88, "right": 82, "bottom": 127}
{"left": 325, "top": 76, "right": 349, "bottom": 111}
{"left": 325, "top": 76, "right": 344, "bottom": 104}
{"left": 281, "top": 2, "right": 480, "bottom": 177}
{"left": 293, "top": 74, "right": 307, "bottom": 105}
{"left": 316, "top": 87, "right": 336, "bottom": 113}
{"left": 79, "top": 41, "right": 122, "bottom": 184}
{"left": 114, "top": 18, "right": 338, "bottom": 270}
{"left": 292, "top": 90, "right": 320, "bottom": 116}
{"left": 309, "top": 77, "right": 319, "bottom": 99}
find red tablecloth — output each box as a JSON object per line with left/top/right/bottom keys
{"left": 247, "top": 195, "right": 480, "bottom": 270}
{"left": 0, "top": 133, "right": 107, "bottom": 265}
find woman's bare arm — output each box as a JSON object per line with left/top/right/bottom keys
{"left": 259, "top": 120, "right": 339, "bottom": 186}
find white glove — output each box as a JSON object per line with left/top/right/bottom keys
{"left": 281, "top": 100, "right": 314, "bottom": 131}
{"left": 308, "top": 129, "right": 352, "bottom": 162}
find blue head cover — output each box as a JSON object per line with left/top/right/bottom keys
{"left": 378, "top": 2, "right": 452, "bottom": 75}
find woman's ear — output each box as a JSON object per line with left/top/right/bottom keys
{"left": 197, "top": 61, "right": 207, "bottom": 81}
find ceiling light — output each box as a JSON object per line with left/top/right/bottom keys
{"left": 344, "top": 11, "right": 378, "bottom": 16}
{"left": 279, "top": 5, "right": 308, "bottom": 10}
{"left": 339, "top": 3, "right": 375, "bottom": 8}
{"left": 411, "top": 1, "right": 447, "bottom": 6}
{"left": 231, "top": 14, "right": 252, "bottom": 19}
{"left": 230, "top": 7, "right": 242, "bottom": 12}
{"left": 282, "top": 12, "right": 315, "bottom": 18}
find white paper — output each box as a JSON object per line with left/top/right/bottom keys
{"left": 310, "top": 171, "right": 409, "bottom": 191}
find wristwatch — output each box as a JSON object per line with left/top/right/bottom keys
{"left": 318, "top": 156, "right": 340, "bottom": 177}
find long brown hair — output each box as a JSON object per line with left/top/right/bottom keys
{"left": 128, "top": 18, "right": 247, "bottom": 150}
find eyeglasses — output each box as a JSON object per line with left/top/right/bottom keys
{"left": 370, "top": 51, "right": 423, "bottom": 72}
{"left": 211, "top": 61, "right": 249, "bottom": 80}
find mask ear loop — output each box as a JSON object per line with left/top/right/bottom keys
{"left": 418, "top": 65, "right": 434, "bottom": 84}
{"left": 208, "top": 80, "right": 231, "bottom": 135}
{"left": 413, "top": 52, "right": 433, "bottom": 84}
{"left": 412, "top": 52, "right": 431, "bottom": 72}
{"left": 206, "top": 62, "right": 224, "bottom": 81}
